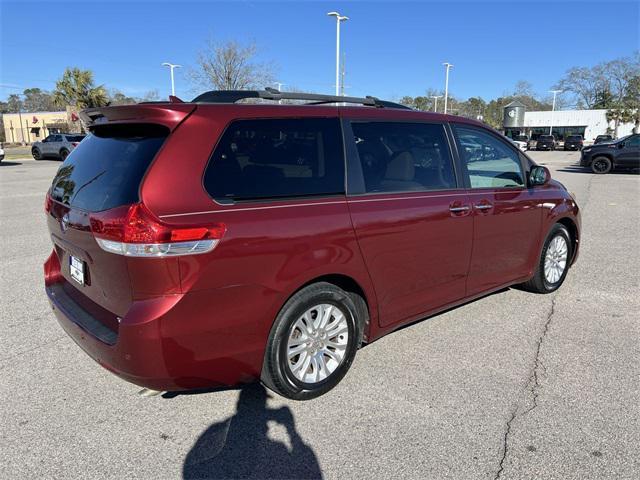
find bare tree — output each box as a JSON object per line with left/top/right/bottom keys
{"left": 555, "top": 52, "right": 640, "bottom": 108}
{"left": 513, "top": 80, "right": 535, "bottom": 98}
{"left": 189, "top": 39, "right": 276, "bottom": 91}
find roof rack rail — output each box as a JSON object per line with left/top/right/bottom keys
{"left": 190, "top": 89, "right": 412, "bottom": 110}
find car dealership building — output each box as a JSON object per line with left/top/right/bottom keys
{"left": 503, "top": 101, "right": 636, "bottom": 143}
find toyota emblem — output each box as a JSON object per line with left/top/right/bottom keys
{"left": 61, "top": 213, "right": 70, "bottom": 232}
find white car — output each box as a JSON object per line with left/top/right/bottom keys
{"left": 0, "top": 144, "right": 4, "bottom": 162}
{"left": 510, "top": 139, "right": 528, "bottom": 152}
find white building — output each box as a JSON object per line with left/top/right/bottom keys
{"left": 503, "top": 101, "right": 636, "bottom": 143}
{"left": 523, "top": 109, "right": 634, "bottom": 142}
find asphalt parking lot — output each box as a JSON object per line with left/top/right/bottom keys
{"left": 1, "top": 150, "right": 639, "bottom": 479}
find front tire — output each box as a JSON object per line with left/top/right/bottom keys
{"left": 521, "top": 224, "right": 572, "bottom": 294}
{"left": 32, "top": 148, "right": 42, "bottom": 160}
{"left": 591, "top": 156, "right": 612, "bottom": 174}
{"left": 261, "top": 282, "right": 363, "bottom": 400}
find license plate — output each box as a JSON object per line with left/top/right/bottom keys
{"left": 69, "top": 255, "right": 85, "bottom": 285}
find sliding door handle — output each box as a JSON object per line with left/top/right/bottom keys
{"left": 449, "top": 205, "right": 470, "bottom": 212}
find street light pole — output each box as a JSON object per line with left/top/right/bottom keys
{"left": 273, "top": 82, "right": 287, "bottom": 104}
{"left": 161, "top": 62, "right": 182, "bottom": 97}
{"left": 443, "top": 62, "right": 453, "bottom": 114}
{"left": 328, "top": 11, "right": 349, "bottom": 96}
{"left": 549, "top": 90, "right": 562, "bottom": 135}
{"left": 431, "top": 95, "right": 442, "bottom": 113}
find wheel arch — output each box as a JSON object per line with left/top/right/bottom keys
{"left": 555, "top": 217, "right": 579, "bottom": 264}
{"left": 282, "top": 273, "right": 374, "bottom": 344}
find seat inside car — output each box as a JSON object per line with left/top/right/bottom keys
{"left": 380, "top": 151, "right": 423, "bottom": 191}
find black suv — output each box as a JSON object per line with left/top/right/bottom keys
{"left": 536, "top": 135, "right": 556, "bottom": 151}
{"left": 580, "top": 134, "right": 640, "bottom": 174}
{"left": 564, "top": 135, "right": 583, "bottom": 151}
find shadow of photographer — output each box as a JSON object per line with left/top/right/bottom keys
{"left": 183, "top": 383, "right": 322, "bottom": 479}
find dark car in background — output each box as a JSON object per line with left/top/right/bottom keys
{"left": 580, "top": 134, "right": 640, "bottom": 174}
{"left": 564, "top": 135, "right": 583, "bottom": 151}
{"left": 594, "top": 134, "right": 613, "bottom": 144}
{"left": 536, "top": 135, "right": 556, "bottom": 151}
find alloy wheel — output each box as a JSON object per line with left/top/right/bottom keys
{"left": 286, "top": 303, "right": 349, "bottom": 384}
{"left": 592, "top": 159, "right": 609, "bottom": 173}
{"left": 544, "top": 235, "right": 568, "bottom": 284}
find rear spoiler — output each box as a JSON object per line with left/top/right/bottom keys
{"left": 79, "top": 103, "right": 196, "bottom": 131}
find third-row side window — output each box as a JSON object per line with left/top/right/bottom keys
{"left": 351, "top": 122, "right": 457, "bottom": 193}
{"left": 204, "top": 118, "right": 345, "bottom": 202}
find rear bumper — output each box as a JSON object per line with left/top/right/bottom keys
{"left": 44, "top": 251, "right": 270, "bottom": 391}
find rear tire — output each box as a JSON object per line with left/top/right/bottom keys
{"left": 59, "top": 149, "right": 69, "bottom": 161}
{"left": 32, "top": 148, "right": 42, "bottom": 160}
{"left": 521, "top": 224, "right": 572, "bottom": 294}
{"left": 261, "top": 282, "right": 363, "bottom": 400}
{"left": 591, "top": 156, "right": 612, "bottom": 174}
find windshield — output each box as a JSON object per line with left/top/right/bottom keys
{"left": 50, "top": 124, "right": 168, "bottom": 211}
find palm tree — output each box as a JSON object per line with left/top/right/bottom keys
{"left": 52, "top": 67, "right": 108, "bottom": 109}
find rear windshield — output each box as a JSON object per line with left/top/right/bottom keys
{"left": 567, "top": 136, "right": 582, "bottom": 141}
{"left": 65, "top": 135, "right": 86, "bottom": 142}
{"left": 50, "top": 124, "right": 168, "bottom": 212}
{"left": 515, "top": 135, "right": 528, "bottom": 141}
{"left": 539, "top": 135, "right": 554, "bottom": 141}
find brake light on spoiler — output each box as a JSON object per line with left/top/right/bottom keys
{"left": 89, "top": 203, "right": 225, "bottom": 257}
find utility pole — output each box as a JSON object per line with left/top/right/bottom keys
{"left": 340, "top": 52, "right": 346, "bottom": 96}
{"left": 431, "top": 95, "right": 442, "bottom": 113}
{"left": 549, "top": 90, "right": 562, "bottom": 136}
{"left": 161, "top": 62, "right": 182, "bottom": 97}
{"left": 443, "top": 62, "right": 454, "bottom": 114}
{"left": 273, "top": 82, "right": 287, "bottom": 104}
{"left": 16, "top": 95, "right": 25, "bottom": 145}
{"left": 327, "top": 11, "right": 349, "bottom": 96}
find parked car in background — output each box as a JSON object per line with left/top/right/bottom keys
{"left": 0, "top": 144, "right": 4, "bottom": 162}
{"left": 510, "top": 138, "right": 528, "bottom": 152}
{"left": 32, "top": 134, "right": 86, "bottom": 161}
{"left": 43, "top": 90, "right": 581, "bottom": 400}
{"left": 527, "top": 138, "right": 537, "bottom": 150}
{"left": 564, "top": 135, "right": 584, "bottom": 151}
{"left": 594, "top": 134, "right": 614, "bottom": 144}
{"left": 580, "top": 133, "right": 640, "bottom": 174}
{"left": 536, "top": 135, "right": 556, "bottom": 150}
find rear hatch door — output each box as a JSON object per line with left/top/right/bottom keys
{"left": 46, "top": 108, "right": 192, "bottom": 316}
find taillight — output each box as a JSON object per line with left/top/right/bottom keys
{"left": 71, "top": 142, "right": 79, "bottom": 147}
{"left": 44, "top": 193, "right": 53, "bottom": 213}
{"left": 89, "top": 203, "right": 225, "bottom": 257}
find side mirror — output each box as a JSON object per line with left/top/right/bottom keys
{"left": 530, "top": 166, "right": 550, "bottom": 186}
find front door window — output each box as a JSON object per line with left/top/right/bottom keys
{"left": 455, "top": 126, "right": 525, "bottom": 189}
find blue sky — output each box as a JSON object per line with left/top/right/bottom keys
{"left": 1, "top": 0, "right": 638, "bottom": 103}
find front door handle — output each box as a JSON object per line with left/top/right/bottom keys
{"left": 474, "top": 204, "right": 493, "bottom": 210}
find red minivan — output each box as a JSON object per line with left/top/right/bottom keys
{"left": 44, "top": 90, "right": 580, "bottom": 400}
